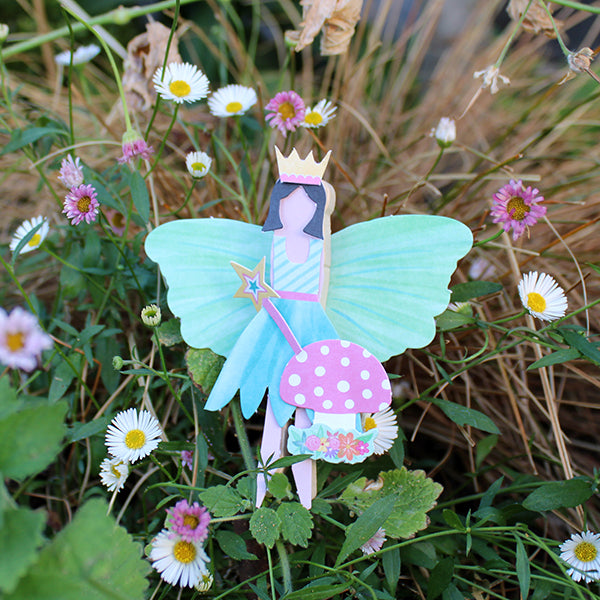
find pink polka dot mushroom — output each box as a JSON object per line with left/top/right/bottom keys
{"left": 280, "top": 339, "right": 392, "bottom": 432}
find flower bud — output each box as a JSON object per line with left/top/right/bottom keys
{"left": 434, "top": 117, "right": 456, "bottom": 148}
{"left": 141, "top": 304, "right": 161, "bottom": 327}
{"left": 112, "top": 355, "right": 124, "bottom": 370}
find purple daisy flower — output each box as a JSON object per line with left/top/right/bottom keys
{"left": 265, "top": 91, "right": 305, "bottom": 135}
{"left": 58, "top": 154, "right": 84, "bottom": 188}
{"left": 180, "top": 450, "right": 194, "bottom": 470}
{"left": 118, "top": 138, "right": 154, "bottom": 165}
{"left": 0, "top": 307, "right": 53, "bottom": 371}
{"left": 490, "top": 179, "right": 546, "bottom": 240}
{"left": 63, "top": 184, "right": 99, "bottom": 225}
{"left": 166, "top": 499, "right": 211, "bottom": 543}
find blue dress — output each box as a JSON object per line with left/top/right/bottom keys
{"left": 205, "top": 234, "right": 338, "bottom": 426}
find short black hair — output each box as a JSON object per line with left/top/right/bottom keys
{"left": 262, "top": 180, "right": 326, "bottom": 239}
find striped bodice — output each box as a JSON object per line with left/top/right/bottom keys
{"left": 271, "top": 236, "right": 322, "bottom": 294}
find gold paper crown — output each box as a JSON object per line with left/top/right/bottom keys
{"left": 275, "top": 146, "right": 331, "bottom": 185}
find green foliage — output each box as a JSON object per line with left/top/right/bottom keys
{"left": 523, "top": 478, "right": 594, "bottom": 511}
{"left": 428, "top": 397, "right": 500, "bottom": 434}
{"left": 268, "top": 472, "right": 292, "bottom": 500}
{"left": 129, "top": 171, "right": 150, "bottom": 223}
{"left": 449, "top": 281, "right": 503, "bottom": 302}
{"left": 215, "top": 529, "right": 257, "bottom": 560}
{"left": 249, "top": 507, "right": 281, "bottom": 548}
{"left": 185, "top": 347, "right": 226, "bottom": 394}
{"left": 5, "top": 499, "right": 149, "bottom": 600}
{"left": 340, "top": 468, "right": 443, "bottom": 539}
{"left": 157, "top": 318, "right": 183, "bottom": 347}
{"left": 198, "top": 485, "right": 250, "bottom": 518}
{"left": 277, "top": 502, "right": 313, "bottom": 547}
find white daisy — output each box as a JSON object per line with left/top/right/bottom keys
{"left": 208, "top": 84, "right": 257, "bottom": 117}
{"left": 195, "top": 572, "right": 214, "bottom": 593}
{"left": 55, "top": 44, "right": 100, "bottom": 66}
{"left": 150, "top": 529, "right": 210, "bottom": 588}
{"left": 141, "top": 304, "right": 161, "bottom": 327}
{"left": 99, "top": 457, "right": 129, "bottom": 492}
{"left": 362, "top": 406, "right": 398, "bottom": 455}
{"left": 518, "top": 271, "right": 568, "bottom": 322}
{"left": 560, "top": 530, "right": 600, "bottom": 583}
{"left": 105, "top": 408, "right": 162, "bottom": 463}
{"left": 9, "top": 216, "right": 49, "bottom": 254}
{"left": 153, "top": 62, "right": 209, "bottom": 104}
{"left": 186, "top": 151, "right": 212, "bottom": 178}
{"left": 302, "top": 99, "right": 337, "bottom": 128}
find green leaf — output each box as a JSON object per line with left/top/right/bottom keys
{"left": 264, "top": 454, "right": 311, "bottom": 470}
{"left": 0, "top": 508, "right": 46, "bottom": 594}
{"left": 475, "top": 434, "right": 498, "bottom": 469}
{"left": 382, "top": 546, "right": 401, "bottom": 595}
{"left": 236, "top": 475, "right": 256, "bottom": 501}
{"left": 1, "top": 126, "right": 67, "bottom": 155}
{"left": 559, "top": 328, "right": 600, "bottom": 366}
{"left": 427, "top": 557, "right": 454, "bottom": 600}
{"left": 249, "top": 507, "right": 281, "bottom": 548}
{"left": 282, "top": 581, "right": 349, "bottom": 600}
{"left": 268, "top": 472, "right": 292, "bottom": 500}
{"left": 48, "top": 355, "right": 80, "bottom": 403}
{"left": 186, "top": 348, "right": 225, "bottom": 395}
{"left": 340, "top": 468, "right": 443, "bottom": 539}
{"left": 129, "top": 171, "right": 150, "bottom": 223}
{"left": 388, "top": 429, "right": 405, "bottom": 469}
{"left": 527, "top": 348, "right": 580, "bottom": 370}
{"left": 428, "top": 397, "right": 500, "bottom": 434}
{"left": 442, "top": 509, "right": 465, "bottom": 532}
{"left": 337, "top": 494, "right": 397, "bottom": 564}
{"left": 450, "top": 281, "right": 502, "bottom": 302}
{"left": 436, "top": 310, "right": 475, "bottom": 332}
{"left": 157, "top": 318, "right": 183, "bottom": 347}
{"left": 66, "top": 416, "right": 110, "bottom": 443}
{"left": 198, "top": 485, "right": 247, "bottom": 518}
{"left": 6, "top": 499, "right": 149, "bottom": 600}
{"left": 277, "top": 502, "right": 313, "bottom": 547}
{"left": 515, "top": 536, "right": 530, "bottom": 600}
{"left": 215, "top": 530, "right": 257, "bottom": 561}
{"left": 0, "top": 377, "right": 22, "bottom": 420}
{"left": 522, "top": 478, "right": 593, "bottom": 511}
{"left": 0, "top": 401, "right": 67, "bottom": 479}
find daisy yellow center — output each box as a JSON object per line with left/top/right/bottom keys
{"left": 183, "top": 514, "right": 200, "bottom": 529}
{"left": 191, "top": 162, "right": 206, "bottom": 172}
{"left": 27, "top": 233, "right": 41, "bottom": 247}
{"left": 169, "top": 79, "right": 191, "bottom": 97}
{"left": 305, "top": 111, "right": 323, "bottom": 125}
{"left": 574, "top": 541, "right": 597, "bottom": 562}
{"left": 364, "top": 417, "right": 376, "bottom": 431}
{"left": 506, "top": 197, "right": 530, "bottom": 221}
{"left": 278, "top": 102, "right": 296, "bottom": 120}
{"left": 226, "top": 101, "right": 243, "bottom": 113}
{"left": 173, "top": 540, "right": 196, "bottom": 564}
{"left": 111, "top": 464, "right": 122, "bottom": 477}
{"left": 77, "top": 196, "right": 92, "bottom": 213}
{"left": 527, "top": 292, "right": 546, "bottom": 314}
{"left": 111, "top": 213, "right": 125, "bottom": 229}
{"left": 125, "top": 429, "right": 146, "bottom": 449}
{"left": 6, "top": 331, "right": 25, "bottom": 352}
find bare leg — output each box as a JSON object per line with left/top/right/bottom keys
{"left": 256, "top": 397, "right": 285, "bottom": 507}
{"left": 291, "top": 408, "right": 316, "bottom": 509}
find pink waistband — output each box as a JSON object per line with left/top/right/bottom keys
{"left": 276, "top": 290, "right": 319, "bottom": 302}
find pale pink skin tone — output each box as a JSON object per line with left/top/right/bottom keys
{"left": 274, "top": 187, "right": 317, "bottom": 262}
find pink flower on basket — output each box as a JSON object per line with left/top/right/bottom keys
{"left": 265, "top": 91, "right": 305, "bottom": 135}
{"left": 490, "top": 179, "right": 546, "bottom": 240}
{"left": 58, "top": 154, "right": 84, "bottom": 188}
{"left": 337, "top": 432, "right": 361, "bottom": 461}
{"left": 305, "top": 435, "right": 321, "bottom": 451}
{"left": 63, "top": 184, "right": 99, "bottom": 225}
{"left": 166, "top": 499, "right": 211, "bottom": 543}
{"left": 0, "top": 307, "right": 53, "bottom": 371}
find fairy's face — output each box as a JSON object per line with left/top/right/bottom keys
{"left": 279, "top": 187, "right": 316, "bottom": 233}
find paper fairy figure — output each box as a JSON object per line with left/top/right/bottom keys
{"left": 145, "top": 147, "right": 472, "bottom": 508}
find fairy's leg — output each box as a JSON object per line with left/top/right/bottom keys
{"left": 291, "top": 408, "right": 316, "bottom": 509}
{"left": 256, "top": 396, "right": 285, "bottom": 507}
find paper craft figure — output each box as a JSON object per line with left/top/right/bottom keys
{"left": 145, "top": 147, "right": 472, "bottom": 508}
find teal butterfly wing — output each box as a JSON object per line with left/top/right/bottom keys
{"left": 326, "top": 215, "right": 472, "bottom": 362}
{"left": 145, "top": 219, "right": 272, "bottom": 357}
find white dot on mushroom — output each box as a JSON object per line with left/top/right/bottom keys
{"left": 296, "top": 350, "right": 308, "bottom": 363}
{"left": 379, "top": 402, "right": 388, "bottom": 411}
{"left": 340, "top": 340, "right": 350, "bottom": 348}
{"left": 362, "top": 389, "right": 372, "bottom": 399}
{"left": 345, "top": 399, "right": 354, "bottom": 409}
{"left": 289, "top": 373, "right": 301, "bottom": 387}
{"left": 320, "top": 344, "right": 329, "bottom": 355}
{"left": 341, "top": 357, "right": 350, "bottom": 366}
{"left": 363, "top": 349, "right": 371, "bottom": 358}
{"left": 295, "top": 393, "right": 305, "bottom": 405}
{"left": 314, "top": 386, "right": 324, "bottom": 397}
{"left": 315, "top": 365, "right": 326, "bottom": 376}
{"left": 382, "top": 379, "right": 391, "bottom": 390}
{"left": 361, "top": 370, "right": 370, "bottom": 380}
{"left": 322, "top": 400, "right": 333, "bottom": 409}
{"left": 337, "top": 380, "right": 350, "bottom": 393}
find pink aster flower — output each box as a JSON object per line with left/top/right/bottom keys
{"left": 166, "top": 499, "right": 211, "bottom": 543}
{"left": 58, "top": 154, "right": 84, "bottom": 188}
{"left": 0, "top": 307, "right": 53, "bottom": 371}
{"left": 105, "top": 208, "right": 127, "bottom": 236}
{"left": 361, "top": 528, "right": 386, "bottom": 555}
{"left": 63, "top": 184, "right": 100, "bottom": 225}
{"left": 180, "top": 450, "right": 194, "bottom": 470}
{"left": 118, "top": 130, "right": 154, "bottom": 165}
{"left": 490, "top": 179, "right": 546, "bottom": 241}
{"left": 265, "top": 90, "right": 305, "bottom": 135}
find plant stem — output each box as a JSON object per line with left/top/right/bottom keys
{"left": 276, "top": 539, "right": 292, "bottom": 594}
{"left": 230, "top": 399, "right": 256, "bottom": 473}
